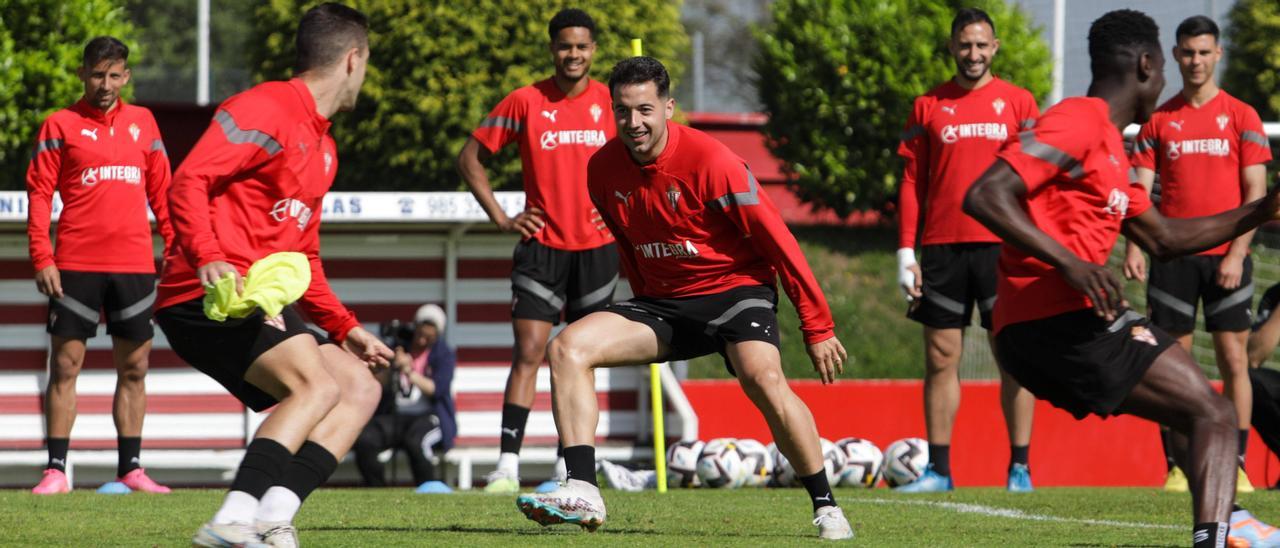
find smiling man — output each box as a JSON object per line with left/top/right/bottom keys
{"left": 964, "top": 9, "right": 1280, "bottom": 547}
{"left": 25, "top": 35, "right": 174, "bottom": 496}
{"left": 1122, "top": 15, "right": 1272, "bottom": 494}
{"left": 894, "top": 8, "right": 1039, "bottom": 493}
{"left": 514, "top": 56, "right": 853, "bottom": 540}
{"left": 458, "top": 8, "right": 618, "bottom": 494}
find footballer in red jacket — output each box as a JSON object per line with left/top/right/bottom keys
{"left": 893, "top": 8, "right": 1038, "bottom": 493}
{"left": 1122, "top": 16, "right": 1272, "bottom": 491}
{"left": 515, "top": 57, "right": 853, "bottom": 541}
{"left": 25, "top": 37, "right": 174, "bottom": 496}
{"left": 456, "top": 8, "right": 618, "bottom": 493}
{"left": 965, "top": 10, "right": 1280, "bottom": 547}
{"left": 154, "top": 6, "right": 391, "bottom": 546}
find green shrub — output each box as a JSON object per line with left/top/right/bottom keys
{"left": 755, "top": 0, "right": 1051, "bottom": 216}
{"left": 249, "top": 1, "right": 688, "bottom": 191}
{"left": 1223, "top": 0, "right": 1280, "bottom": 120}
{"left": 0, "top": 0, "right": 135, "bottom": 189}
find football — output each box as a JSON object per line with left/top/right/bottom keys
{"left": 767, "top": 442, "right": 796, "bottom": 487}
{"left": 666, "top": 439, "right": 706, "bottom": 488}
{"left": 819, "top": 437, "right": 847, "bottom": 486}
{"left": 835, "top": 437, "right": 884, "bottom": 488}
{"left": 697, "top": 437, "right": 746, "bottom": 488}
{"left": 735, "top": 438, "right": 773, "bottom": 487}
{"left": 883, "top": 437, "right": 929, "bottom": 488}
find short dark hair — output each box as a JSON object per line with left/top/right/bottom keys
{"left": 83, "top": 36, "right": 128, "bottom": 68}
{"left": 295, "top": 3, "right": 369, "bottom": 73}
{"left": 1175, "top": 15, "right": 1219, "bottom": 43}
{"left": 548, "top": 8, "right": 596, "bottom": 42}
{"left": 608, "top": 56, "right": 670, "bottom": 98}
{"left": 1088, "top": 9, "right": 1161, "bottom": 79}
{"left": 952, "top": 8, "right": 995, "bottom": 38}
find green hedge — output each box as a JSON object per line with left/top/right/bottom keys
{"left": 1223, "top": 0, "right": 1280, "bottom": 120}
{"left": 755, "top": 0, "right": 1051, "bottom": 216}
{"left": 0, "top": 0, "right": 135, "bottom": 189}
{"left": 249, "top": 1, "right": 688, "bottom": 191}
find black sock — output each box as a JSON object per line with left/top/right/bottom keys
{"left": 46, "top": 437, "right": 69, "bottom": 472}
{"left": 799, "top": 470, "right": 837, "bottom": 511}
{"left": 499, "top": 404, "right": 530, "bottom": 454}
{"left": 279, "top": 441, "right": 338, "bottom": 503}
{"left": 1161, "top": 429, "right": 1176, "bottom": 472}
{"left": 117, "top": 436, "right": 142, "bottom": 477}
{"left": 556, "top": 442, "right": 563, "bottom": 457}
{"left": 229, "top": 438, "right": 293, "bottom": 499}
{"left": 1009, "top": 445, "right": 1029, "bottom": 468}
{"left": 1192, "top": 522, "right": 1227, "bottom": 548}
{"left": 562, "top": 445, "right": 596, "bottom": 486}
{"left": 1239, "top": 430, "right": 1249, "bottom": 463}
{"left": 928, "top": 444, "right": 951, "bottom": 477}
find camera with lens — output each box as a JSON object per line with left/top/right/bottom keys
{"left": 378, "top": 319, "right": 415, "bottom": 351}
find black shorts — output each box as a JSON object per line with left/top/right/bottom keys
{"left": 511, "top": 239, "right": 619, "bottom": 324}
{"left": 603, "top": 285, "right": 781, "bottom": 376}
{"left": 48, "top": 270, "right": 156, "bottom": 342}
{"left": 907, "top": 243, "right": 999, "bottom": 330}
{"left": 1148, "top": 254, "right": 1253, "bottom": 333}
{"left": 156, "top": 297, "right": 329, "bottom": 412}
{"left": 995, "top": 309, "right": 1176, "bottom": 420}
{"left": 1253, "top": 283, "right": 1280, "bottom": 331}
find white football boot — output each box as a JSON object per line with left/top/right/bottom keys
{"left": 192, "top": 521, "right": 269, "bottom": 547}
{"left": 813, "top": 506, "right": 855, "bottom": 540}
{"left": 516, "top": 478, "right": 607, "bottom": 532}
{"left": 255, "top": 521, "right": 299, "bottom": 548}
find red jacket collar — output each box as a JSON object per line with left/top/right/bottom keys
{"left": 286, "top": 78, "right": 332, "bottom": 134}
{"left": 72, "top": 97, "right": 125, "bottom": 125}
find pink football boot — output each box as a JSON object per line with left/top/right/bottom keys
{"left": 31, "top": 469, "right": 70, "bottom": 495}
{"left": 119, "top": 468, "right": 171, "bottom": 494}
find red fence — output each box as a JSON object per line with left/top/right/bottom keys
{"left": 682, "top": 379, "right": 1280, "bottom": 487}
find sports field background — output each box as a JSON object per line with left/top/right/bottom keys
{"left": 4, "top": 486, "right": 1274, "bottom": 546}
{"left": 685, "top": 224, "right": 1280, "bottom": 381}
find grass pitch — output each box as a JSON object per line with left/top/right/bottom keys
{"left": 3, "top": 485, "right": 1275, "bottom": 546}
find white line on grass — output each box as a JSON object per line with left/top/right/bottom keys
{"left": 853, "top": 498, "right": 1181, "bottom": 530}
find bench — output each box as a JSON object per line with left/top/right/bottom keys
{"left": 0, "top": 227, "right": 698, "bottom": 488}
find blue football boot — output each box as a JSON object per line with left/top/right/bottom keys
{"left": 894, "top": 464, "right": 954, "bottom": 493}
{"left": 1007, "top": 463, "right": 1034, "bottom": 493}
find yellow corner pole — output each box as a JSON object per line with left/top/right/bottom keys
{"left": 650, "top": 362, "right": 667, "bottom": 493}
{"left": 632, "top": 35, "right": 667, "bottom": 494}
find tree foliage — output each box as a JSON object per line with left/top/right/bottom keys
{"left": 249, "top": 1, "right": 688, "bottom": 191}
{"left": 122, "top": 0, "right": 256, "bottom": 103}
{"left": 756, "top": 0, "right": 1051, "bottom": 216}
{"left": 1223, "top": 0, "right": 1280, "bottom": 121}
{"left": 0, "top": 0, "right": 135, "bottom": 189}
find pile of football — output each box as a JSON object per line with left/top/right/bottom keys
{"left": 665, "top": 436, "right": 896, "bottom": 489}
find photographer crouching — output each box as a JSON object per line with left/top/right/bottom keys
{"left": 353, "top": 304, "right": 457, "bottom": 492}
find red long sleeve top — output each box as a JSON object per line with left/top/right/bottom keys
{"left": 26, "top": 99, "right": 173, "bottom": 273}
{"left": 157, "top": 78, "right": 359, "bottom": 341}
{"left": 588, "top": 122, "right": 835, "bottom": 344}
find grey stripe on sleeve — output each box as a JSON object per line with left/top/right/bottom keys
{"left": 479, "top": 116, "right": 522, "bottom": 133}
{"left": 707, "top": 168, "right": 761, "bottom": 210}
{"left": 1019, "top": 130, "right": 1085, "bottom": 179}
{"left": 214, "top": 110, "right": 283, "bottom": 155}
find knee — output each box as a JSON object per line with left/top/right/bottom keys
{"left": 924, "top": 338, "right": 962, "bottom": 370}
{"left": 514, "top": 337, "right": 548, "bottom": 369}
{"left": 1199, "top": 394, "right": 1238, "bottom": 431}
{"left": 344, "top": 370, "right": 382, "bottom": 414}
{"left": 547, "top": 335, "right": 589, "bottom": 377}
{"left": 739, "top": 367, "right": 784, "bottom": 401}
{"left": 50, "top": 354, "right": 83, "bottom": 383}
{"left": 117, "top": 360, "right": 148, "bottom": 385}
{"left": 293, "top": 371, "right": 341, "bottom": 413}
